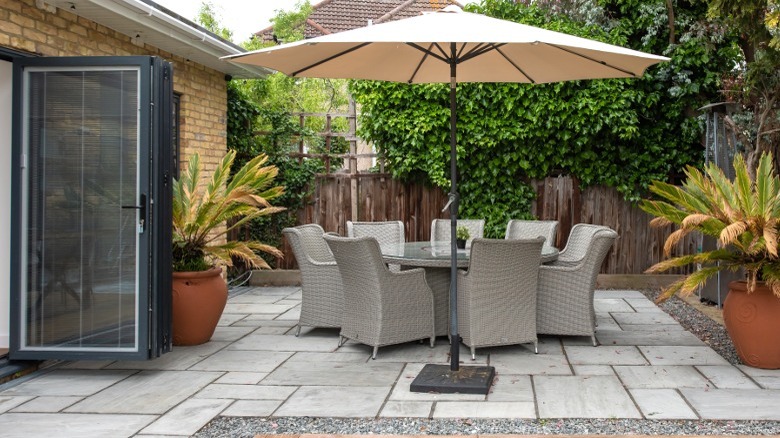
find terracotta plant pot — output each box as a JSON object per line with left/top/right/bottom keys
{"left": 723, "top": 280, "right": 780, "bottom": 369}
{"left": 172, "top": 267, "right": 228, "bottom": 346}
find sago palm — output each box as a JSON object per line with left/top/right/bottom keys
{"left": 639, "top": 152, "right": 780, "bottom": 302}
{"left": 172, "top": 150, "right": 285, "bottom": 272}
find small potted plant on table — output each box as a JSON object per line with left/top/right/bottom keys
{"left": 456, "top": 225, "right": 470, "bottom": 249}
{"left": 639, "top": 152, "right": 780, "bottom": 369}
{"left": 172, "top": 150, "right": 285, "bottom": 346}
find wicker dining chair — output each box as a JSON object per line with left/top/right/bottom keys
{"left": 536, "top": 224, "right": 618, "bottom": 346}
{"left": 282, "top": 224, "right": 344, "bottom": 336}
{"left": 324, "top": 235, "right": 436, "bottom": 359}
{"left": 430, "top": 218, "right": 485, "bottom": 248}
{"left": 457, "top": 237, "right": 545, "bottom": 360}
{"left": 346, "top": 220, "right": 404, "bottom": 271}
{"left": 505, "top": 219, "right": 559, "bottom": 248}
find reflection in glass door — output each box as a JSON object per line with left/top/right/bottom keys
{"left": 11, "top": 56, "right": 172, "bottom": 361}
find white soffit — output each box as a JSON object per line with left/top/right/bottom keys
{"left": 41, "top": 0, "right": 271, "bottom": 79}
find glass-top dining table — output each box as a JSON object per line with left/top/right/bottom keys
{"left": 380, "top": 241, "right": 559, "bottom": 336}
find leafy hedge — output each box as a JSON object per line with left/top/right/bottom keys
{"left": 349, "top": 0, "right": 740, "bottom": 237}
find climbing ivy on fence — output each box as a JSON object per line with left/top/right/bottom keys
{"left": 349, "top": 0, "right": 740, "bottom": 237}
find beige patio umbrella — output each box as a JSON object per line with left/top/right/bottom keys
{"left": 224, "top": 5, "right": 668, "bottom": 393}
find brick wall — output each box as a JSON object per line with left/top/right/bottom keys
{"left": 0, "top": 0, "right": 228, "bottom": 172}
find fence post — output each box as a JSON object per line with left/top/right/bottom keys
{"left": 349, "top": 98, "right": 358, "bottom": 221}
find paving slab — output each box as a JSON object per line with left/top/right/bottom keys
{"left": 750, "top": 376, "right": 780, "bottom": 389}
{"left": 0, "top": 412, "right": 156, "bottom": 438}
{"left": 681, "top": 388, "right": 780, "bottom": 420}
{"left": 641, "top": 346, "right": 730, "bottom": 366}
{"left": 379, "top": 401, "right": 433, "bottom": 417}
{"left": 276, "top": 307, "right": 302, "bottom": 321}
{"left": 189, "top": 349, "right": 293, "bottom": 373}
{"left": 624, "top": 297, "right": 662, "bottom": 309}
{"left": 696, "top": 365, "right": 760, "bottom": 389}
{"left": 433, "top": 401, "right": 536, "bottom": 418}
{"left": 214, "top": 372, "right": 268, "bottom": 385}
{"left": 629, "top": 388, "right": 698, "bottom": 419}
{"left": 1, "top": 369, "right": 135, "bottom": 397}
{"left": 261, "top": 359, "right": 403, "bottom": 386}
{"left": 223, "top": 303, "right": 297, "bottom": 315}
{"left": 274, "top": 386, "right": 390, "bottom": 417}
{"left": 210, "top": 326, "right": 256, "bottom": 342}
{"left": 140, "top": 398, "right": 231, "bottom": 436}
{"left": 106, "top": 341, "right": 228, "bottom": 371}
{"left": 0, "top": 396, "right": 34, "bottom": 413}
{"left": 372, "top": 342, "right": 453, "bottom": 363}
{"left": 489, "top": 349, "right": 572, "bottom": 376}
{"left": 218, "top": 313, "right": 249, "bottom": 326}
{"left": 613, "top": 365, "right": 711, "bottom": 389}
{"left": 196, "top": 383, "right": 296, "bottom": 400}
{"left": 221, "top": 399, "right": 284, "bottom": 417}
{"left": 534, "top": 375, "right": 641, "bottom": 418}
{"left": 614, "top": 323, "right": 685, "bottom": 332}
{"left": 9, "top": 396, "right": 81, "bottom": 413}
{"left": 611, "top": 312, "right": 679, "bottom": 326}
{"left": 229, "top": 333, "right": 338, "bottom": 352}
{"left": 595, "top": 290, "right": 647, "bottom": 299}
{"left": 598, "top": 329, "right": 704, "bottom": 348}
{"left": 486, "top": 375, "right": 533, "bottom": 402}
{"left": 287, "top": 352, "right": 370, "bottom": 363}
{"left": 593, "top": 298, "right": 635, "bottom": 313}
{"left": 65, "top": 370, "right": 220, "bottom": 414}
{"left": 565, "top": 346, "right": 647, "bottom": 365}
{"left": 571, "top": 365, "right": 615, "bottom": 376}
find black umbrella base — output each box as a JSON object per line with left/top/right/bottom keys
{"left": 410, "top": 364, "right": 495, "bottom": 394}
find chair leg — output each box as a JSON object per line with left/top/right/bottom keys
{"left": 534, "top": 341, "right": 538, "bottom": 354}
{"left": 338, "top": 335, "right": 347, "bottom": 347}
{"left": 471, "top": 346, "right": 476, "bottom": 361}
{"left": 295, "top": 325, "right": 302, "bottom": 337}
{"left": 429, "top": 337, "right": 435, "bottom": 348}
{"left": 372, "top": 345, "right": 379, "bottom": 360}
{"left": 591, "top": 335, "right": 598, "bottom": 347}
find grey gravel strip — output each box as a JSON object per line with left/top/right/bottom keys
{"left": 195, "top": 288, "right": 767, "bottom": 437}
{"left": 195, "top": 417, "right": 780, "bottom": 436}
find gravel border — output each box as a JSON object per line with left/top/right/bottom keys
{"left": 195, "top": 288, "right": 780, "bottom": 437}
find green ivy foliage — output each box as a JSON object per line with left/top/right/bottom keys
{"left": 349, "top": 0, "right": 740, "bottom": 237}
{"left": 227, "top": 81, "right": 323, "bottom": 269}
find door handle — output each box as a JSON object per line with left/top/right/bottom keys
{"left": 121, "top": 193, "right": 147, "bottom": 233}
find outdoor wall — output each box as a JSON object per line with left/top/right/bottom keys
{"left": 0, "top": 0, "right": 229, "bottom": 171}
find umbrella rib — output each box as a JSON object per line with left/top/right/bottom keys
{"left": 407, "top": 42, "right": 449, "bottom": 63}
{"left": 291, "top": 42, "right": 372, "bottom": 77}
{"left": 546, "top": 43, "right": 638, "bottom": 77}
{"left": 460, "top": 43, "right": 505, "bottom": 62}
{"left": 495, "top": 47, "right": 536, "bottom": 83}
{"left": 408, "top": 43, "right": 435, "bottom": 83}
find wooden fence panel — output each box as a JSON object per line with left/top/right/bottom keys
{"left": 270, "top": 174, "right": 695, "bottom": 274}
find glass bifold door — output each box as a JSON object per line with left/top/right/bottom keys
{"left": 10, "top": 57, "right": 172, "bottom": 361}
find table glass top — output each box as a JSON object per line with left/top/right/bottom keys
{"left": 381, "top": 241, "right": 559, "bottom": 268}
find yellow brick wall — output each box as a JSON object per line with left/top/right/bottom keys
{"left": 0, "top": 0, "right": 228, "bottom": 174}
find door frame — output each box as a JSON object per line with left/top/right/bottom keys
{"left": 9, "top": 56, "right": 172, "bottom": 361}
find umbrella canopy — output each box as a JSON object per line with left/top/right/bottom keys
{"left": 225, "top": 5, "right": 668, "bottom": 380}
{"left": 224, "top": 5, "right": 667, "bottom": 84}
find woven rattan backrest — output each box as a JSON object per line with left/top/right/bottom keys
{"left": 431, "top": 219, "right": 485, "bottom": 244}
{"left": 505, "top": 220, "right": 558, "bottom": 247}
{"left": 346, "top": 221, "right": 404, "bottom": 247}
{"left": 559, "top": 224, "right": 617, "bottom": 265}
{"left": 324, "top": 235, "right": 385, "bottom": 309}
{"left": 283, "top": 224, "right": 334, "bottom": 265}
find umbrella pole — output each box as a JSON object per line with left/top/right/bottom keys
{"left": 409, "top": 44, "right": 494, "bottom": 395}
{"left": 448, "top": 51, "right": 460, "bottom": 372}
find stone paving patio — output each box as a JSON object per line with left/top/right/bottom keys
{"left": 0, "top": 287, "right": 779, "bottom": 437}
